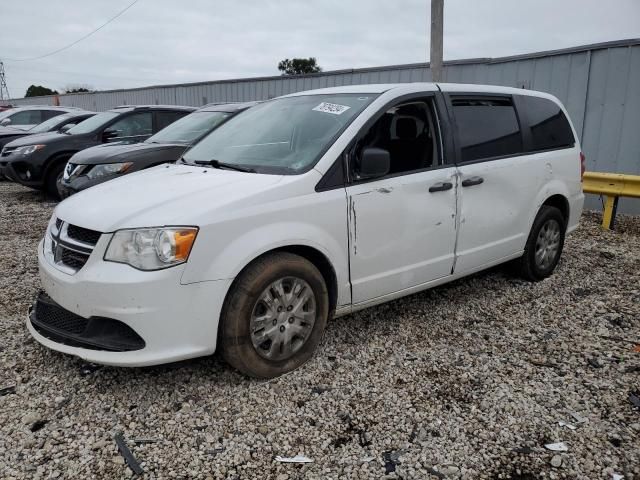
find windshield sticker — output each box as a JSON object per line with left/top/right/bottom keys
{"left": 312, "top": 102, "right": 351, "bottom": 115}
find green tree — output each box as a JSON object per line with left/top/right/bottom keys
{"left": 278, "top": 57, "right": 322, "bottom": 75}
{"left": 63, "top": 84, "right": 94, "bottom": 94}
{"left": 25, "top": 85, "right": 59, "bottom": 97}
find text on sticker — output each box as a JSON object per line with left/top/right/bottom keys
{"left": 312, "top": 102, "right": 351, "bottom": 115}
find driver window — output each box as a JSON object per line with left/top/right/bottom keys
{"left": 352, "top": 99, "right": 439, "bottom": 176}
{"left": 108, "top": 112, "right": 153, "bottom": 138}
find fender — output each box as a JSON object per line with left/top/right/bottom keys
{"left": 181, "top": 219, "right": 351, "bottom": 307}
{"left": 525, "top": 179, "right": 571, "bottom": 239}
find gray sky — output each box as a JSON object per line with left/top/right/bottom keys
{"left": 2, "top": 0, "right": 639, "bottom": 98}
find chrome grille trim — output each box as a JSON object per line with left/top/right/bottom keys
{"left": 45, "top": 219, "right": 101, "bottom": 274}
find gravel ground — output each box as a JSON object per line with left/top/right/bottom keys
{"left": 0, "top": 181, "right": 639, "bottom": 480}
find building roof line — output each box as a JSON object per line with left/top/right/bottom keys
{"left": 10, "top": 38, "right": 640, "bottom": 100}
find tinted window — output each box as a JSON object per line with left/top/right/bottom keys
{"left": 452, "top": 98, "right": 522, "bottom": 162}
{"left": 521, "top": 96, "right": 574, "bottom": 151}
{"left": 67, "top": 111, "right": 120, "bottom": 134}
{"left": 156, "top": 111, "right": 189, "bottom": 131}
{"left": 108, "top": 112, "right": 153, "bottom": 139}
{"left": 29, "top": 113, "right": 74, "bottom": 133}
{"left": 42, "top": 110, "right": 64, "bottom": 121}
{"left": 147, "top": 111, "right": 231, "bottom": 145}
{"left": 7, "top": 110, "right": 43, "bottom": 126}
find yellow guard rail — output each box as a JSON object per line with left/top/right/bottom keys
{"left": 582, "top": 172, "right": 640, "bottom": 229}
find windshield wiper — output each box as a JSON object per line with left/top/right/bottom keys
{"left": 194, "top": 159, "right": 256, "bottom": 173}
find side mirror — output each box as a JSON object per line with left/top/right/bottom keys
{"left": 102, "top": 128, "right": 119, "bottom": 142}
{"left": 59, "top": 124, "right": 72, "bottom": 133}
{"left": 357, "top": 147, "right": 390, "bottom": 180}
{"left": 0, "top": 118, "right": 11, "bottom": 127}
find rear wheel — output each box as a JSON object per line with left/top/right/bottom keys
{"left": 517, "top": 205, "right": 566, "bottom": 281}
{"left": 44, "top": 160, "right": 67, "bottom": 200}
{"left": 220, "top": 252, "right": 329, "bottom": 378}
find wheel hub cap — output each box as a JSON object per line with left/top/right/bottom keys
{"left": 250, "top": 277, "right": 316, "bottom": 361}
{"left": 534, "top": 219, "right": 561, "bottom": 269}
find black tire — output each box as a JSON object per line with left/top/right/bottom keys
{"left": 44, "top": 160, "right": 67, "bottom": 200}
{"left": 517, "top": 205, "right": 566, "bottom": 281}
{"left": 220, "top": 252, "right": 329, "bottom": 378}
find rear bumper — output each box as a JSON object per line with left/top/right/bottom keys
{"left": 567, "top": 191, "right": 585, "bottom": 234}
{"left": 31, "top": 239, "right": 232, "bottom": 366}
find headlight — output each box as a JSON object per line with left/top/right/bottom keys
{"left": 85, "top": 162, "right": 133, "bottom": 180}
{"left": 15, "top": 144, "right": 45, "bottom": 155}
{"left": 104, "top": 227, "right": 198, "bottom": 270}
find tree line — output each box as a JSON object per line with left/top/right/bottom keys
{"left": 25, "top": 57, "right": 323, "bottom": 97}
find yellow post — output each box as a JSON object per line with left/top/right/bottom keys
{"left": 602, "top": 196, "right": 617, "bottom": 230}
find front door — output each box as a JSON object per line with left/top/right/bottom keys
{"left": 346, "top": 96, "right": 457, "bottom": 304}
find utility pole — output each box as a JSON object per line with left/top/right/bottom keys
{"left": 430, "top": 0, "right": 444, "bottom": 82}
{"left": 0, "top": 61, "right": 10, "bottom": 101}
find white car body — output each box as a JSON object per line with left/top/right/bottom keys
{"left": 29, "top": 83, "right": 584, "bottom": 366}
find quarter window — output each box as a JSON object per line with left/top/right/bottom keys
{"left": 521, "top": 96, "right": 575, "bottom": 151}
{"left": 452, "top": 98, "right": 522, "bottom": 162}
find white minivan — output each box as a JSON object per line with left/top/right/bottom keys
{"left": 29, "top": 83, "right": 585, "bottom": 377}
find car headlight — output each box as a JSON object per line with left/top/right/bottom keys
{"left": 85, "top": 162, "right": 133, "bottom": 180}
{"left": 15, "top": 145, "right": 46, "bottom": 155}
{"left": 104, "top": 227, "right": 198, "bottom": 270}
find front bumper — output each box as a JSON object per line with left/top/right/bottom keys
{"left": 58, "top": 173, "right": 120, "bottom": 198}
{"left": 31, "top": 238, "right": 232, "bottom": 366}
{"left": 0, "top": 156, "right": 44, "bottom": 187}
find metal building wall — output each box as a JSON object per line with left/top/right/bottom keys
{"left": 8, "top": 39, "right": 640, "bottom": 212}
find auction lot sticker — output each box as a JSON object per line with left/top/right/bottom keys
{"left": 312, "top": 102, "right": 351, "bottom": 115}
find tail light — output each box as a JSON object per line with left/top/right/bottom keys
{"left": 580, "top": 151, "right": 586, "bottom": 182}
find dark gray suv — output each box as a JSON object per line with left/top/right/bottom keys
{"left": 0, "top": 105, "right": 195, "bottom": 197}
{"left": 58, "top": 102, "right": 257, "bottom": 197}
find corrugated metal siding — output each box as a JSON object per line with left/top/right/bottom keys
{"left": 8, "top": 40, "right": 640, "bottom": 212}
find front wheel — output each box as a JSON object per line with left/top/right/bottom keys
{"left": 45, "top": 160, "right": 67, "bottom": 200}
{"left": 517, "top": 205, "right": 566, "bottom": 281}
{"left": 220, "top": 252, "right": 329, "bottom": 378}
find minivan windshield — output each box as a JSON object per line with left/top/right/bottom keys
{"left": 182, "top": 94, "right": 375, "bottom": 174}
{"left": 67, "top": 111, "right": 120, "bottom": 135}
{"left": 147, "top": 111, "right": 231, "bottom": 145}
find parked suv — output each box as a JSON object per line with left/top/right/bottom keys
{"left": 0, "top": 111, "right": 95, "bottom": 151}
{"left": 58, "top": 102, "right": 257, "bottom": 197}
{"left": 1, "top": 105, "right": 194, "bottom": 197}
{"left": 0, "top": 105, "right": 79, "bottom": 130}
{"left": 29, "top": 84, "right": 584, "bottom": 377}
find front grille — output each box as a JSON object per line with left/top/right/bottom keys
{"left": 30, "top": 292, "right": 145, "bottom": 352}
{"left": 47, "top": 219, "right": 102, "bottom": 273}
{"left": 67, "top": 224, "right": 101, "bottom": 245}
{"left": 61, "top": 249, "right": 88, "bottom": 270}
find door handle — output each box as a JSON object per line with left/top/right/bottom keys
{"left": 461, "top": 176, "right": 484, "bottom": 187}
{"left": 428, "top": 182, "right": 453, "bottom": 193}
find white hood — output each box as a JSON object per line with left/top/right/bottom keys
{"left": 55, "top": 164, "right": 285, "bottom": 232}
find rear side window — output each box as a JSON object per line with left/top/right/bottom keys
{"left": 520, "top": 96, "right": 575, "bottom": 151}
{"left": 452, "top": 98, "right": 522, "bottom": 162}
{"left": 7, "top": 110, "right": 43, "bottom": 125}
{"left": 156, "top": 111, "right": 188, "bottom": 131}
{"left": 42, "top": 110, "right": 64, "bottom": 121}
